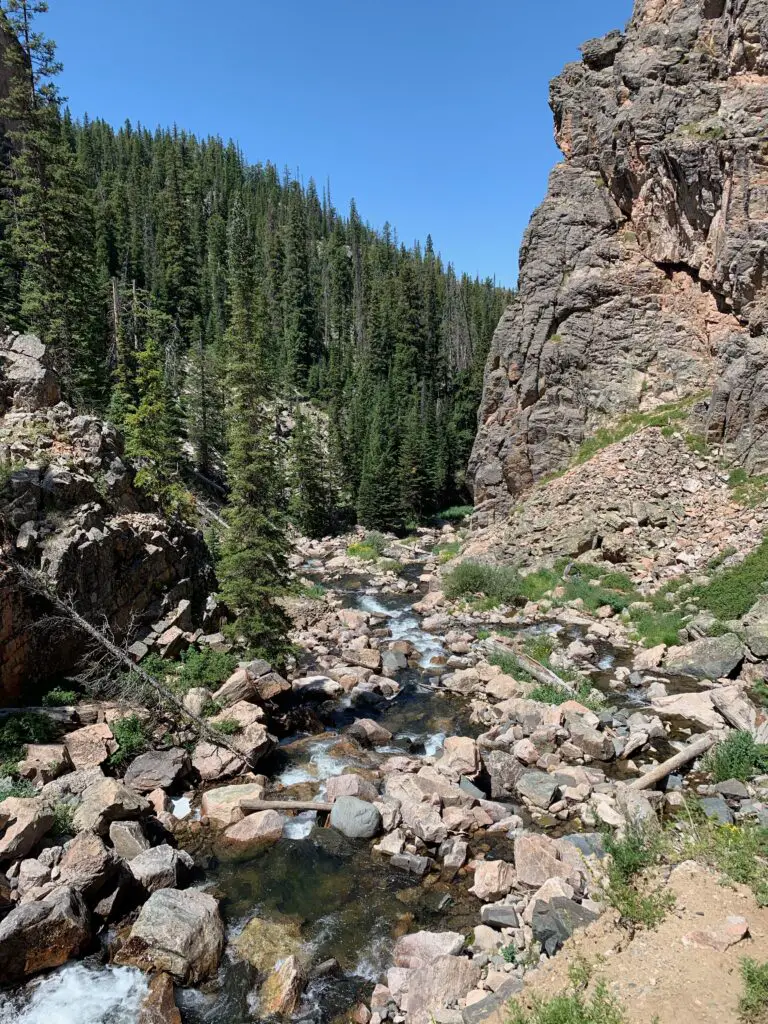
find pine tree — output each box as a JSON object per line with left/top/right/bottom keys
{"left": 0, "top": 0, "right": 106, "bottom": 404}
{"left": 217, "top": 200, "right": 291, "bottom": 662}
{"left": 289, "top": 407, "right": 334, "bottom": 539}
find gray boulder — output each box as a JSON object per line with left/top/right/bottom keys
{"left": 664, "top": 634, "right": 744, "bottom": 680}
{"left": 516, "top": 771, "right": 560, "bottom": 809}
{"left": 116, "top": 887, "right": 224, "bottom": 983}
{"left": 329, "top": 796, "right": 382, "bottom": 839}
{"left": 0, "top": 885, "right": 91, "bottom": 982}
{"left": 123, "top": 748, "right": 190, "bottom": 793}
{"left": 127, "top": 844, "right": 194, "bottom": 893}
{"left": 530, "top": 897, "right": 599, "bottom": 956}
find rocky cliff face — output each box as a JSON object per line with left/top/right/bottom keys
{"left": 0, "top": 334, "right": 216, "bottom": 703}
{"left": 469, "top": 0, "right": 768, "bottom": 525}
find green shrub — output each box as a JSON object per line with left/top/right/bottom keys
{"left": 705, "top": 731, "right": 768, "bottom": 783}
{"left": 601, "top": 824, "right": 674, "bottom": 928}
{"left": 0, "top": 713, "right": 57, "bottom": 775}
{"left": 728, "top": 469, "right": 768, "bottom": 508}
{"left": 438, "top": 505, "right": 473, "bottom": 522}
{"left": 739, "top": 958, "right": 768, "bottom": 1022}
{"left": 52, "top": 801, "right": 75, "bottom": 837}
{"left": 41, "top": 687, "right": 78, "bottom": 706}
{"left": 302, "top": 583, "right": 326, "bottom": 600}
{"left": 523, "top": 633, "right": 557, "bottom": 663}
{"left": 177, "top": 647, "right": 238, "bottom": 692}
{"left": 109, "top": 715, "right": 149, "bottom": 767}
{"left": 572, "top": 396, "right": 704, "bottom": 466}
{"left": 487, "top": 651, "right": 532, "bottom": 681}
{"left": 347, "top": 542, "right": 379, "bottom": 561}
{"left": 476, "top": 629, "right": 490, "bottom": 641}
{"left": 211, "top": 718, "right": 241, "bottom": 735}
{"left": 0, "top": 777, "right": 37, "bottom": 800}
{"left": 433, "top": 540, "right": 461, "bottom": 564}
{"left": 508, "top": 983, "right": 628, "bottom": 1024}
{"left": 529, "top": 681, "right": 605, "bottom": 712}
{"left": 443, "top": 560, "right": 523, "bottom": 605}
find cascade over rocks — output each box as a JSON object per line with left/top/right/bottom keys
{"left": 469, "top": 0, "right": 768, "bottom": 523}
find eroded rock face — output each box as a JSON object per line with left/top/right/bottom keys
{"left": 469, "top": 0, "right": 768, "bottom": 521}
{"left": 0, "top": 334, "right": 215, "bottom": 702}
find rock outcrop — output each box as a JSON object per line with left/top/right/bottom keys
{"left": 469, "top": 0, "right": 768, "bottom": 524}
{"left": 0, "top": 332, "right": 216, "bottom": 701}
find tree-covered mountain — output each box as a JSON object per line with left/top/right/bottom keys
{"left": 0, "top": 2, "right": 510, "bottom": 547}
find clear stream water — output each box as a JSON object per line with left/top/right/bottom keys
{"left": 0, "top": 570, "right": 697, "bottom": 1024}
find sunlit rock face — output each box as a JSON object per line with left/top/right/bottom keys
{"left": 469, "top": 0, "right": 768, "bottom": 524}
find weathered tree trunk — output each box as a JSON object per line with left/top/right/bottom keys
{"left": 481, "top": 639, "right": 577, "bottom": 695}
{"left": 7, "top": 560, "right": 248, "bottom": 765}
{"left": 627, "top": 733, "right": 717, "bottom": 791}
{"left": 240, "top": 799, "right": 333, "bottom": 813}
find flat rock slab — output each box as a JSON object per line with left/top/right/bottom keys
{"left": 682, "top": 915, "right": 749, "bottom": 952}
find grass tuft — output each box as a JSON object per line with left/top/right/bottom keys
{"left": 739, "top": 958, "right": 768, "bottom": 1023}
{"left": 41, "top": 686, "right": 78, "bottom": 706}
{"left": 508, "top": 983, "right": 628, "bottom": 1024}
{"left": 602, "top": 824, "right": 674, "bottom": 928}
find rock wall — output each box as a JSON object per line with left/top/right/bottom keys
{"left": 469, "top": 0, "right": 768, "bottom": 525}
{"left": 0, "top": 333, "right": 216, "bottom": 703}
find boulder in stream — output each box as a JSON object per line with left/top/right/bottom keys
{"left": 330, "top": 796, "right": 381, "bottom": 838}
{"left": 116, "top": 887, "right": 224, "bottom": 984}
{"left": 0, "top": 885, "right": 91, "bottom": 982}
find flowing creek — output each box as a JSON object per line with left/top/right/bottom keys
{"left": 0, "top": 563, "right": 706, "bottom": 1024}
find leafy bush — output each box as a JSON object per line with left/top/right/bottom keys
{"left": 347, "top": 542, "right": 379, "bottom": 561}
{"left": 705, "top": 731, "right": 768, "bottom": 783}
{"left": 301, "top": 583, "right": 326, "bottom": 600}
{"left": 728, "top": 468, "right": 768, "bottom": 509}
{"left": 41, "top": 687, "right": 78, "bottom": 706}
{"left": 109, "top": 715, "right": 149, "bottom": 767}
{"left": 177, "top": 647, "right": 238, "bottom": 692}
{"left": 443, "top": 560, "right": 524, "bottom": 606}
{"left": 739, "top": 958, "right": 768, "bottom": 1022}
{"left": 487, "top": 651, "right": 532, "bottom": 680}
{"left": 572, "top": 396, "right": 703, "bottom": 467}
{"left": 523, "top": 633, "right": 557, "bottom": 663}
{"left": 0, "top": 713, "right": 57, "bottom": 775}
{"left": 0, "top": 777, "right": 37, "bottom": 800}
{"left": 433, "top": 540, "right": 461, "bottom": 564}
{"left": 52, "top": 801, "right": 75, "bottom": 837}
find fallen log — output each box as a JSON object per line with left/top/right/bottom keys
{"left": 481, "top": 639, "right": 577, "bottom": 695}
{"left": 627, "top": 732, "right": 717, "bottom": 791}
{"left": 240, "top": 799, "right": 333, "bottom": 813}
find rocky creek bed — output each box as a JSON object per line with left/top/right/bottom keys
{"left": 0, "top": 537, "right": 765, "bottom": 1024}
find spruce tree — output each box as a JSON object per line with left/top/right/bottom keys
{"left": 0, "top": 0, "right": 106, "bottom": 404}
{"left": 217, "top": 200, "right": 291, "bottom": 662}
{"left": 289, "top": 406, "right": 333, "bottom": 539}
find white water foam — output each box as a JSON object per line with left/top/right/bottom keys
{"left": 0, "top": 964, "right": 148, "bottom": 1024}
{"left": 400, "top": 730, "right": 446, "bottom": 757}
{"left": 357, "top": 594, "right": 446, "bottom": 666}
{"left": 171, "top": 795, "right": 191, "bottom": 819}
{"left": 283, "top": 810, "right": 317, "bottom": 839}
{"left": 276, "top": 739, "right": 350, "bottom": 788}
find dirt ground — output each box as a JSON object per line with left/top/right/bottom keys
{"left": 482, "top": 861, "right": 768, "bottom": 1024}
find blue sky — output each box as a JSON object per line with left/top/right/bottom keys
{"left": 44, "top": 0, "right": 633, "bottom": 287}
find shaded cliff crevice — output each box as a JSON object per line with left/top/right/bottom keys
{"left": 470, "top": 0, "right": 768, "bottom": 524}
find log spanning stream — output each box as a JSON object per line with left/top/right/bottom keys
{"left": 0, "top": 567, "right": 699, "bottom": 1024}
